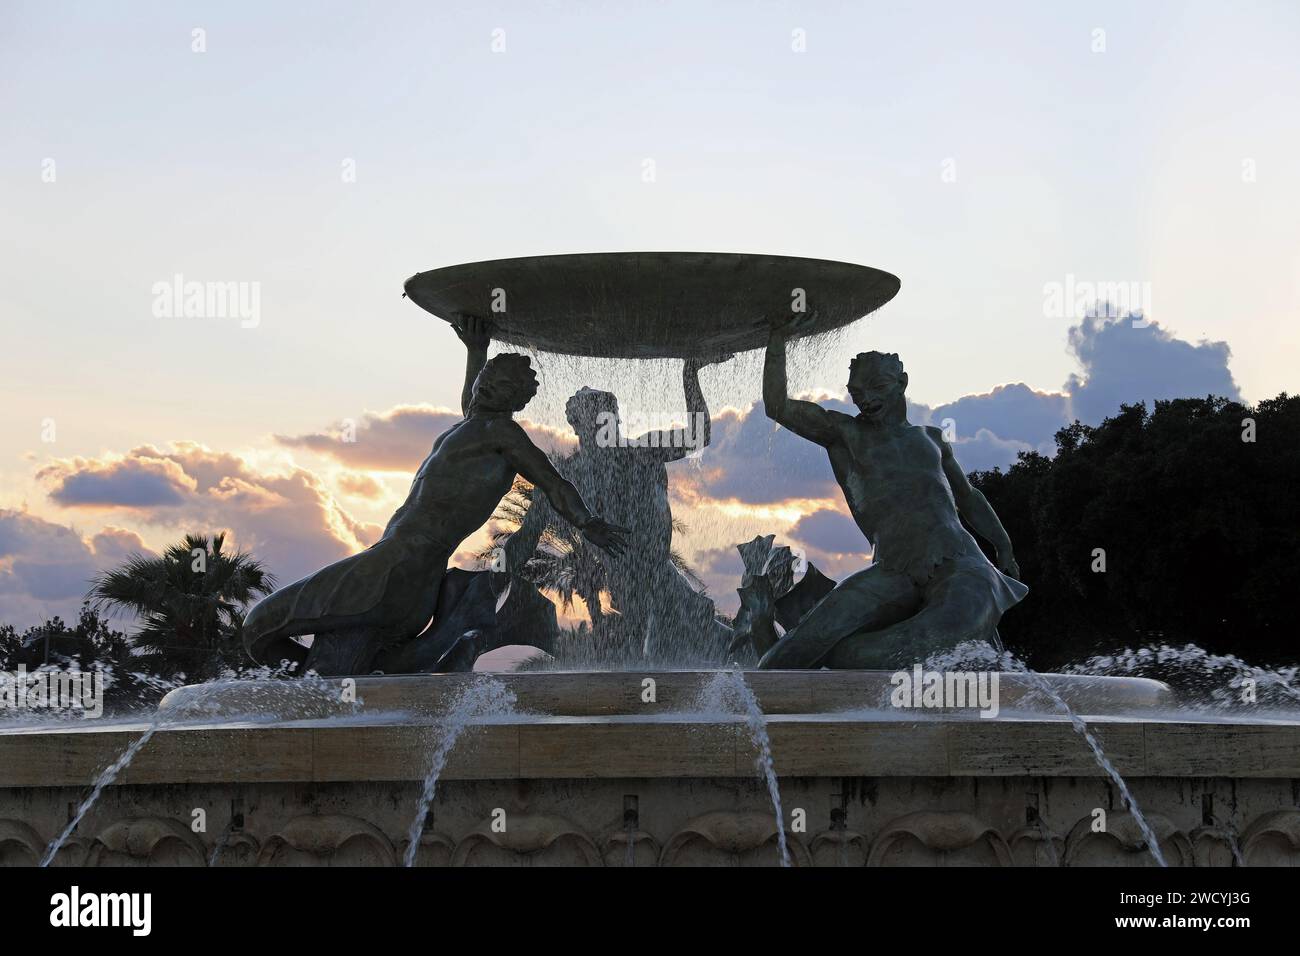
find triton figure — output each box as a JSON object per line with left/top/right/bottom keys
{"left": 503, "top": 356, "right": 729, "bottom": 660}
{"left": 242, "top": 315, "right": 627, "bottom": 675}
{"left": 755, "top": 314, "right": 1026, "bottom": 669}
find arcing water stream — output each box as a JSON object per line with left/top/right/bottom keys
{"left": 36, "top": 675, "right": 356, "bottom": 867}
{"left": 920, "top": 641, "right": 1169, "bottom": 866}
{"left": 403, "top": 676, "right": 518, "bottom": 868}
{"left": 1001, "top": 652, "right": 1168, "bottom": 867}
{"left": 39, "top": 722, "right": 160, "bottom": 867}
{"left": 701, "top": 667, "right": 790, "bottom": 867}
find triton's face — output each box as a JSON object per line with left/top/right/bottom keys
{"left": 847, "top": 368, "right": 903, "bottom": 420}
{"left": 479, "top": 359, "right": 539, "bottom": 412}
{"left": 509, "top": 368, "right": 540, "bottom": 411}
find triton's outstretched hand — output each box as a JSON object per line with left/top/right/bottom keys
{"left": 767, "top": 311, "right": 819, "bottom": 338}
{"left": 581, "top": 518, "right": 630, "bottom": 556}
{"left": 685, "top": 351, "right": 735, "bottom": 373}
{"left": 453, "top": 313, "right": 492, "bottom": 351}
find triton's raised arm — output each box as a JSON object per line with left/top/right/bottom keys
{"left": 627, "top": 356, "right": 729, "bottom": 460}
{"left": 453, "top": 314, "right": 491, "bottom": 417}
{"left": 763, "top": 315, "right": 840, "bottom": 447}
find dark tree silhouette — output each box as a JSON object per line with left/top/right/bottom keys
{"left": 0, "top": 603, "right": 166, "bottom": 709}
{"left": 0, "top": 603, "right": 131, "bottom": 670}
{"left": 970, "top": 394, "right": 1300, "bottom": 669}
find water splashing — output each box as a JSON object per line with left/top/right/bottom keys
{"left": 1000, "top": 651, "right": 1167, "bottom": 867}
{"left": 701, "top": 668, "right": 789, "bottom": 867}
{"left": 1033, "top": 817, "right": 1060, "bottom": 866}
{"left": 1065, "top": 643, "right": 1300, "bottom": 713}
{"left": 625, "top": 822, "right": 637, "bottom": 867}
{"left": 208, "top": 823, "right": 234, "bottom": 867}
{"left": 38, "top": 675, "right": 354, "bottom": 867}
{"left": 1225, "top": 828, "right": 1245, "bottom": 867}
{"left": 40, "top": 723, "right": 159, "bottom": 867}
{"left": 403, "top": 676, "right": 518, "bottom": 867}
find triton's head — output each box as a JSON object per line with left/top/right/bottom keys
{"left": 847, "top": 351, "right": 908, "bottom": 422}
{"left": 565, "top": 387, "right": 620, "bottom": 439}
{"left": 471, "top": 353, "right": 538, "bottom": 413}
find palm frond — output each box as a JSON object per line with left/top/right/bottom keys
{"left": 86, "top": 532, "right": 277, "bottom": 678}
{"left": 670, "top": 547, "right": 706, "bottom": 592}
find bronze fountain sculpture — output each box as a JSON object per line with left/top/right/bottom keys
{"left": 243, "top": 251, "right": 1024, "bottom": 674}
{"left": 13, "top": 254, "right": 1258, "bottom": 877}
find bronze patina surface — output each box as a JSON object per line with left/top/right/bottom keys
{"left": 403, "top": 252, "right": 900, "bottom": 359}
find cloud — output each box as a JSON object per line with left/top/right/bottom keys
{"left": 899, "top": 315, "right": 1240, "bottom": 472}
{"left": 947, "top": 428, "right": 1039, "bottom": 473}
{"left": 782, "top": 509, "right": 875, "bottom": 584}
{"left": 1064, "top": 313, "right": 1240, "bottom": 424}
{"left": 336, "top": 472, "right": 384, "bottom": 499}
{"left": 677, "top": 402, "right": 842, "bottom": 506}
{"left": 38, "top": 455, "right": 193, "bottom": 507}
{"left": 36, "top": 444, "right": 374, "bottom": 591}
{"left": 0, "top": 511, "right": 155, "bottom": 625}
{"left": 89, "top": 527, "right": 154, "bottom": 566}
{"left": 275, "top": 404, "right": 574, "bottom": 471}
{"left": 787, "top": 509, "right": 865, "bottom": 555}
{"left": 929, "top": 383, "right": 1070, "bottom": 451}
{"left": 0, "top": 510, "right": 98, "bottom": 602}
{"left": 689, "top": 545, "right": 745, "bottom": 613}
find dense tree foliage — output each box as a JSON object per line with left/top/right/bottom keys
{"left": 0, "top": 603, "right": 166, "bottom": 708}
{"left": 970, "top": 394, "right": 1300, "bottom": 669}
{"left": 0, "top": 602, "right": 132, "bottom": 671}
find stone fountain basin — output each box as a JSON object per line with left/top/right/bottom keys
{"left": 156, "top": 669, "right": 1171, "bottom": 722}
{"left": 5, "top": 668, "right": 1300, "bottom": 869}
{"left": 0, "top": 667, "right": 1297, "bottom": 794}
{"left": 7, "top": 671, "right": 1300, "bottom": 868}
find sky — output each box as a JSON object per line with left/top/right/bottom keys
{"left": 1, "top": 0, "right": 1297, "bottom": 631}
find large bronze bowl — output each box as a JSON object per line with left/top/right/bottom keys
{"left": 403, "top": 251, "right": 899, "bottom": 359}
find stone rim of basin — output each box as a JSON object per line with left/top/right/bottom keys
{"left": 155, "top": 670, "right": 1174, "bottom": 723}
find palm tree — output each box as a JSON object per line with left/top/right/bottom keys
{"left": 90, "top": 532, "right": 275, "bottom": 678}
{"left": 479, "top": 479, "right": 609, "bottom": 623}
